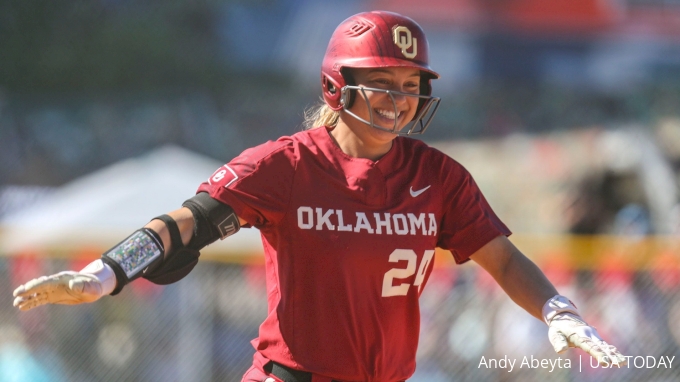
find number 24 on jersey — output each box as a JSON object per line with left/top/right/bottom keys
{"left": 382, "top": 249, "right": 435, "bottom": 297}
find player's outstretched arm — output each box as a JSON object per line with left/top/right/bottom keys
{"left": 13, "top": 207, "right": 196, "bottom": 311}
{"left": 13, "top": 192, "right": 245, "bottom": 311}
{"left": 470, "top": 236, "right": 627, "bottom": 367}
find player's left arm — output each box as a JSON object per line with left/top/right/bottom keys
{"left": 470, "top": 235, "right": 627, "bottom": 367}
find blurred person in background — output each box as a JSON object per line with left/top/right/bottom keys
{"left": 12, "top": 10, "right": 626, "bottom": 382}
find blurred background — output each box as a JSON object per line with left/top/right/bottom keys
{"left": 1, "top": 0, "right": 680, "bottom": 381}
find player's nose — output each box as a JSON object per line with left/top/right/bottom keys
{"left": 386, "top": 90, "right": 409, "bottom": 106}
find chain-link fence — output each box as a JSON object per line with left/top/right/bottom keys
{"left": 1, "top": 235, "right": 679, "bottom": 382}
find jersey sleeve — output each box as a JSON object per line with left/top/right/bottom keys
{"left": 437, "top": 160, "right": 511, "bottom": 264}
{"left": 196, "top": 138, "right": 297, "bottom": 228}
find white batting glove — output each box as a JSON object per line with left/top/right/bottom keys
{"left": 544, "top": 295, "right": 627, "bottom": 367}
{"left": 13, "top": 259, "right": 117, "bottom": 311}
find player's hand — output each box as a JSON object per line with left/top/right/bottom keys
{"left": 548, "top": 313, "right": 627, "bottom": 366}
{"left": 13, "top": 259, "right": 116, "bottom": 311}
{"left": 13, "top": 271, "right": 105, "bottom": 310}
{"left": 543, "top": 295, "right": 627, "bottom": 367}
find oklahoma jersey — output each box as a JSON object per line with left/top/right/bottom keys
{"left": 197, "top": 126, "right": 510, "bottom": 382}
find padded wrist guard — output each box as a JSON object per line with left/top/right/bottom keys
{"left": 101, "top": 228, "right": 164, "bottom": 295}
{"left": 182, "top": 192, "right": 240, "bottom": 250}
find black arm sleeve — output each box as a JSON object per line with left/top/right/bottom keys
{"left": 181, "top": 192, "right": 240, "bottom": 250}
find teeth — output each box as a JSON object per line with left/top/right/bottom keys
{"left": 376, "top": 109, "right": 399, "bottom": 120}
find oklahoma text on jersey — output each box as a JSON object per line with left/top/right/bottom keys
{"left": 296, "top": 206, "right": 438, "bottom": 236}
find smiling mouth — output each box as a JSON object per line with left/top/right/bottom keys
{"left": 375, "top": 108, "right": 402, "bottom": 121}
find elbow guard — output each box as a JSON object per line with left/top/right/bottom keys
{"left": 142, "top": 214, "right": 200, "bottom": 286}
{"left": 181, "top": 192, "right": 240, "bottom": 250}
{"left": 102, "top": 213, "right": 204, "bottom": 294}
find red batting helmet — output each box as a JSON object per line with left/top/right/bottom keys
{"left": 321, "top": 10, "right": 441, "bottom": 135}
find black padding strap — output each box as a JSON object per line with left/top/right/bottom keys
{"left": 142, "top": 214, "right": 201, "bottom": 285}
{"left": 154, "top": 214, "right": 182, "bottom": 252}
{"left": 182, "top": 192, "right": 240, "bottom": 250}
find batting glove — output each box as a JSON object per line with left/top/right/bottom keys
{"left": 544, "top": 295, "right": 627, "bottom": 367}
{"left": 13, "top": 259, "right": 116, "bottom": 311}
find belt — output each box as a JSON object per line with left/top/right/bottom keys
{"left": 264, "top": 361, "right": 339, "bottom": 382}
{"left": 264, "top": 361, "right": 405, "bottom": 382}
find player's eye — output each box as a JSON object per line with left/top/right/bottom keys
{"left": 371, "top": 78, "right": 391, "bottom": 86}
{"left": 403, "top": 82, "right": 420, "bottom": 93}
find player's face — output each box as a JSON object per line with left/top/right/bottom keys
{"left": 347, "top": 67, "right": 421, "bottom": 133}
{"left": 332, "top": 67, "right": 423, "bottom": 159}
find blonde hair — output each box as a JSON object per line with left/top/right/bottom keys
{"left": 303, "top": 101, "right": 340, "bottom": 130}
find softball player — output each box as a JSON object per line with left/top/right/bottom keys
{"left": 13, "top": 10, "right": 626, "bottom": 382}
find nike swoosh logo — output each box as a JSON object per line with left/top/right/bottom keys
{"left": 410, "top": 185, "right": 431, "bottom": 197}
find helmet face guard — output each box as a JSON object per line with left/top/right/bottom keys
{"left": 321, "top": 11, "right": 441, "bottom": 134}
{"left": 340, "top": 85, "right": 441, "bottom": 135}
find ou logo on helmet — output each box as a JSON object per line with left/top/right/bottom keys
{"left": 392, "top": 25, "right": 417, "bottom": 59}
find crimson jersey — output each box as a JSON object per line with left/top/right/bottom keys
{"left": 198, "top": 126, "right": 510, "bottom": 382}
